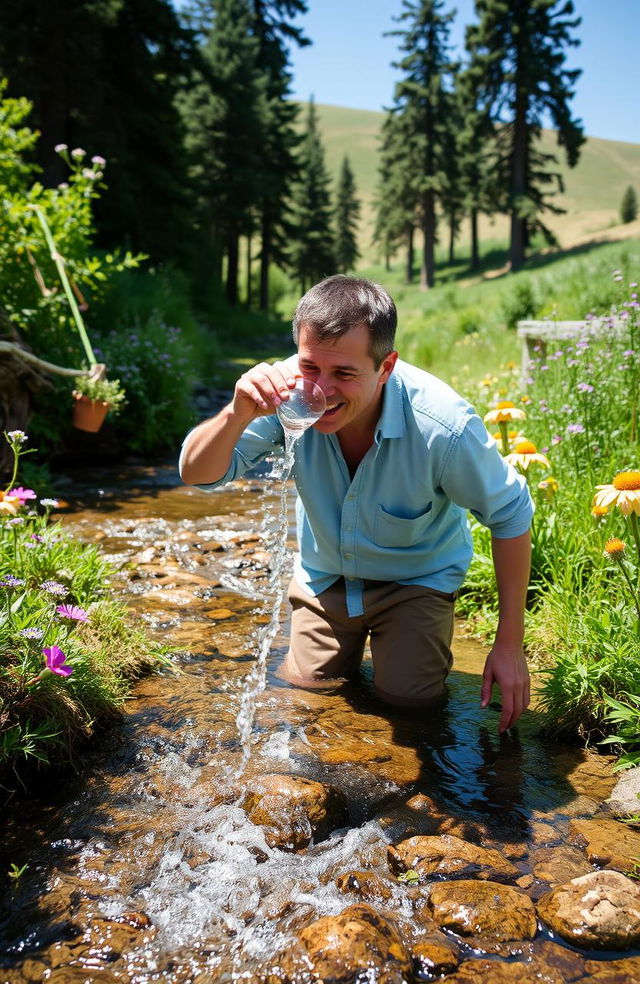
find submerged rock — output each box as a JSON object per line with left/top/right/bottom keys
{"left": 537, "top": 870, "right": 640, "bottom": 950}
{"left": 442, "top": 956, "right": 564, "bottom": 983}
{"left": 427, "top": 880, "right": 538, "bottom": 941}
{"left": 568, "top": 816, "right": 640, "bottom": 871}
{"left": 530, "top": 845, "right": 593, "bottom": 886}
{"left": 411, "top": 933, "right": 460, "bottom": 976}
{"left": 243, "top": 774, "right": 347, "bottom": 850}
{"left": 263, "top": 903, "right": 412, "bottom": 984}
{"left": 336, "top": 869, "right": 396, "bottom": 903}
{"left": 388, "top": 833, "right": 519, "bottom": 883}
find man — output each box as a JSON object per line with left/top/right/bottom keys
{"left": 180, "top": 276, "right": 533, "bottom": 731}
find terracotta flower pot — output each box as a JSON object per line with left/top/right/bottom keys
{"left": 72, "top": 392, "right": 111, "bottom": 433}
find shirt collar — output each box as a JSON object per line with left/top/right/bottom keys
{"left": 375, "top": 369, "right": 405, "bottom": 443}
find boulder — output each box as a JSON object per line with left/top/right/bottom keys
{"left": 568, "top": 816, "right": 640, "bottom": 871}
{"left": 411, "top": 934, "right": 460, "bottom": 977}
{"left": 530, "top": 846, "right": 593, "bottom": 886}
{"left": 336, "top": 869, "right": 395, "bottom": 903}
{"left": 388, "top": 833, "right": 519, "bottom": 883}
{"left": 243, "top": 774, "right": 347, "bottom": 850}
{"left": 427, "top": 880, "right": 538, "bottom": 941}
{"left": 537, "top": 869, "right": 640, "bottom": 950}
{"left": 584, "top": 955, "right": 640, "bottom": 982}
{"left": 605, "top": 767, "right": 640, "bottom": 818}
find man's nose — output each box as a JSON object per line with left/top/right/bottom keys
{"left": 316, "top": 373, "right": 336, "bottom": 396}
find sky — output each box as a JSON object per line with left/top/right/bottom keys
{"left": 287, "top": 0, "right": 640, "bottom": 145}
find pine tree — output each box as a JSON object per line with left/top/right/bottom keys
{"left": 334, "top": 155, "right": 361, "bottom": 273}
{"left": 289, "top": 99, "right": 335, "bottom": 293}
{"left": 388, "top": 0, "right": 458, "bottom": 289}
{"left": 373, "top": 110, "right": 419, "bottom": 281}
{"left": 179, "top": 0, "right": 267, "bottom": 303}
{"left": 251, "top": 1, "right": 308, "bottom": 311}
{"left": 620, "top": 186, "right": 638, "bottom": 224}
{"left": 467, "top": 0, "right": 584, "bottom": 271}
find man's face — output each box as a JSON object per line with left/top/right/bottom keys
{"left": 297, "top": 322, "right": 397, "bottom": 435}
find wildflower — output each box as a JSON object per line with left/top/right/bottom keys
{"left": 20, "top": 627, "right": 44, "bottom": 640}
{"left": 40, "top": 580, "right": 68, "bottom": 596}
{"left": 538, "top": 476, "right": 559, "bottom": 501}
{"left": 591, "top": 504, "right": 609, "bottom": 519}
{"left": 71, "top": 147, "right": 85, "bottom": 159}
{"left": 0, "top": 575, "right": 25, "bottom": 588}
{"left": 577, "top": 383, "right": 594, "bottom": 394}
{"left": 40, "top": 498, "right": 59, "bottom": 509}
{"left": 7, "top": 430, "right": 27, "bottom": 444}
{"left": 56, "top": 604, "right": 89, "bottom": 622}
{"left": 566, "top": 423, "right": 585, "bottom": 435}
{"left": 592, "top": 472, "right": 640, "bottom": 517}
{"left": 7, "top": 517, "right": 24, "bottom": 526}
{"left": 604, "top": 538, "right": 625, "bottom": 558}
{"left": 43, "top": 646, "right": 73, "bottom": 677}
{"left": 30, "top": 534, "right": 45, "bottom": 543}
{"left": 7, "top": 487, "right": 36, "bottom": 506}
{"left": 551, "top": 435, "right": 562, "bottom": 446}
{"left": 91, "top": 155, "right": 106, "bottom": 166}
{"left": 0, "top": 491, "right": 19, "bottom": 515}
{"left": 82, "top": 168, "right": 97, "bottom": 180}
{"left": 504, "top": 441, "right": 551, "bottom": 471}
{"left": 483, "top": 401, "right": 527, "bottom": 425}
{"left": 54, "top": 143, "right": 68, "bottom": 154}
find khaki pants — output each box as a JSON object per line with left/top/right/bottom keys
{"left": 281, "top": 577, "right": 455, "bottom": 707}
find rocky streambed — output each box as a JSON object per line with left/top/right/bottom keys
{"left": 1, "top": 458, "right": 639, "bottom": 984}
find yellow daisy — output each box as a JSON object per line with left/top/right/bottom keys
{"left": 504, "top": 441, "right": 551, "bottom": 471}
{"left": 591, "top": 504, "right": 609, "bottom": 519}
{"left": 0, "top": 491, "right": 19, "bottom": 515}
{"left": 592, "top": 471, "right": 640, "bottom": 517}
{"left": 603, "top": 537, "right": 625, "bottom": 558}
{"left": 483, "top": 400, "right": 527, "bottom": 425}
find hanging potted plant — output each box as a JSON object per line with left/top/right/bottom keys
{"left": 72, "top": 370, "right": 126, "bottom": 433}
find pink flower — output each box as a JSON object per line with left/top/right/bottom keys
{"left": 56, "top": 604, "right": 89, "bottom": 622}
{"left": 43, "top": 646, "right": 73, "bottom": 677}
{"left": 8, "top": 486, "right": 37, "bottom": 505}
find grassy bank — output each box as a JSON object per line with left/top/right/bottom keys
{"left": 0, "top": 432, "right": 172, "bottom": 787}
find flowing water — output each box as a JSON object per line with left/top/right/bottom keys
{"left": 0, "top": 449, "right": 634, "bottom": 983}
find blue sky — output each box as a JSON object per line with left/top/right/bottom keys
{"left": 287, "top": 0, "right": 640, "bottom": 144}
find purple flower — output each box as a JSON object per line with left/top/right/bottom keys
{"left": 567, "top": 423, "right": 585, "bottom": 435}
{"left": 20, "top": 627, "right": 44, "bottom": 640}
{"left": 30, "top": 534, "right": 45, "bottom": 543}
{"left": 7, "top": 517, "right": 24, "bottom": 526}
{"left": 0, "top": 575, "right": 25, "bottom": 588}
{"left": 56, "top": 604, "right": 89, "bottom": 622}
{"left": 551, "top": 435, "right": 562, "bottom": 445}
{"left": 43, "top": 646, "right": 73, "bottom": 677}
{"left": 577, "top": 383, "right": 594, "bottom": 393}
{"left": 8, "top": 487, "right": 37, "bottom": 505}
{"left": 40, "top": 580, "right": 68, "bottom": 596}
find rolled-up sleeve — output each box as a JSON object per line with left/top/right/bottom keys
{"left": 439, "top": 410, "right": 533, "bottom": 538}
{"left": 179, "top": 415, "right": 283, "bottom": 490}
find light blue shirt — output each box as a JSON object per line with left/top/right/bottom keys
{"left": 180, "top": 360, "right": 533, "bottom": 617}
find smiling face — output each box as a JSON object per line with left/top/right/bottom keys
{"left": 296, "top": 322, "right": 398, "bottom": 436}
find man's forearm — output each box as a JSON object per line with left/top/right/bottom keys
{"left": 180, "top": 403, "right": 253, "bottom": 486}
{"left": 491, "top": 530, "right": 531, "bottom": 644}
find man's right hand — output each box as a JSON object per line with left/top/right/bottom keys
{"left": 232, "top": 361, "right": 298, "bottom": 423}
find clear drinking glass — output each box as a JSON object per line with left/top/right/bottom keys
{"left": 276, "top": 377, "right": 326, "bottom": 433}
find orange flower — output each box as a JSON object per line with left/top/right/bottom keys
{"left": 504, "top": 441, "right": 551, "bottom": 471}
{"left": 592, "top": 471, "right": 640, "bottom": 517}
{"left": 483, "top": 401, "right": 527, "bottom": 425}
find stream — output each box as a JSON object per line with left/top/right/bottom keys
{"left": 0, "top": 452, "right": 635, "bottom": 984}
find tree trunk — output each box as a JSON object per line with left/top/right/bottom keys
{"left": 246, "top": 234, "right": 252, "bottom": 309}
{"left": 226, "top": 228, "right": 239, "bottom": 304}
{"left": 405, "top": 225, "right": 414, "bottom": 284}
{"left": 509, "top": 91, "right": 528, "bottom": 272}
{"left": 385, "top": 250, "right": 391, "bottom": 272}
{"left": 470, "top": 208, "right": 479, "bottom": 271}
{"left": 448, "top": 212, "right": 456, "bottom": 265}
{"left": 259, "top": 212, "right": 270, "bottom": 312}
{"left": 420, "top": 191, "right": 436, "bottom": 290}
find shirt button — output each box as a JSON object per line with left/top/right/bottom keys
{"left": 346, "top": 494, "right": 354, "bottom": 501}
{"left": 344, "top": 553, "right": 353, "bottom": 560}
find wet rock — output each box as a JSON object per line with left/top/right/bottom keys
{"left": 427, "top": 880, "right": 538, "bottom": 941}
{"left": 265, "top": 903, "right": 412, "bottom": 984}
{"left": 388, "top": 834, "right": 519, "bottom": 883}
{"left": 605, "top": 767, "right": 640, "bottom": 818}
{"left": 537, "top": 869, "right": 640, "bottom": 950}
{"left": 336, "top": 869, "right": 395, "bottom": 903}
{"left": 442, "top": 957, "right": 564, "bottom": 983}
{"left": 584, "top": 955, "right": 640, "bottom": 982}
{"left": 568, "top": 816, "right": 640, "bottom": 871}
{"left": 243, "top": 774, "right": 347, "bottom": 850}
{"left": 534, "top": 940, "right": 585, "bottom": 981}
{"left": 531, "top": 845, "right": 593, "bottom": 886}
{"left": 411, "top": 933, "right": 460, "bottom": 977}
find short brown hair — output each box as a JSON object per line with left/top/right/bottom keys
{"left": 292, "top": 275, "right": 397, "bottom": 368}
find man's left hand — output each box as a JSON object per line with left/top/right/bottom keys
{"left": 480, "top": 643, "right": 530, "bottom": 733}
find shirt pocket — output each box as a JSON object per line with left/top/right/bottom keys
{"left": 374, "top": 502, "right": 433, "bottom": 547}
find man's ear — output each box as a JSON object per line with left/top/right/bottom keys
{"left": 379, "top": 350, "right": 398, "bottom": 383}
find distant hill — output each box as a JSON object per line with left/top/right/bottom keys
{"left": 298, "top": 102, "right": 640, "bottom": 262}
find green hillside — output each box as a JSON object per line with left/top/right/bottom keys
{"left": 300, "top": 102, "right": 640, "bottom": 262}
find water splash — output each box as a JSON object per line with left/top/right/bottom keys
{"left": 234, "top": 429, "right": 298, "bottom": 774}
